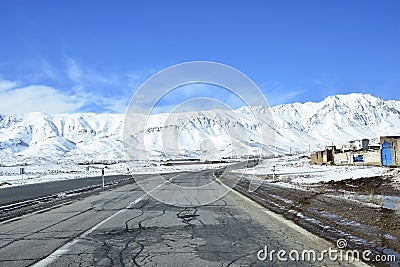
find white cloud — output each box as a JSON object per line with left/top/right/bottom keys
{"left": 0, "top": 84, "right": 84, "bottom": 115}
{"left": 40, "top": 58, "right": 59, "bottom": 80}
{"left": 66, "top": 57, "right": 121, "bottom": 86}
{"left": 70, "top": 85, "right": 129, "bottom": 113}
{"left": 260, "top": 81, "right": 304, "bottom": 106}
{"left": 0, "top": 56, "right": 153, "bottom": 115}
{"left": 66, "top": 58, "right": 83, "bottom": 83}
{"left": 0, "top": 79, "right": 18, "bottom": 92}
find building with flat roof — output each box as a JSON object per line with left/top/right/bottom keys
{"left": 341, "top": 139, "right": 369, "bottom": 152}
{"left": 311, "top": 136, "right": 400, "bottom": 167}
{"left": 380, "top": 136, "right": 400, "bottom": 167}
{"left": 311, "top": 146, "right": 335, "bottom": 165}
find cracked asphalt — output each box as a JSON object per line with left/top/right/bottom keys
{"left": 0, "top": 170, "right": 366, "bottom": 266}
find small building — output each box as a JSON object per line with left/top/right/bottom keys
{"left": 311, "top": 151, "right": 323, "bottom": 165}
{"left": 335, "top": 150, "right": 381, "bottom": 166}
{"left": 311, "top": 146, "right": 335, "bottom": 165}
{"left": 368, "top": 138, "right": 380, "bottom": 150}
{"left": 311, "top": 136, "right": 400, "bottom": 167}
{"left": 342, "top": 139, "right": 369, "bottom": 151}
{"left": 334, "top": 151, "right": 353, "bottom": 165}
{"left": 380, "top": 136, "right": 400, "bottom": 167}
{"left": 335, "top": 137, "right": 380, "bottom": 166}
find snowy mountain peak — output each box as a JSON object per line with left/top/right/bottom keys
{"left": 270, "top": 93, "right": 400, "bottom": 153}
{"left": 0, "top": 93, "right": 400, "bottom": 164}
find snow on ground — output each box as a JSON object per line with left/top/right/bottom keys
{"left": 1, "top": 152, "right": 397, "bottom": 189}
{"left": 233, "top": 154, "right": 394, "bottom": 185}
{"left": 0, "top": 162, "right": 126, "bottom": 187}
{"left": 232, "top": 154, "right": 400, "bottom": 211}
{"left": 0, "top": 161, "right": 231, "bottom": 188}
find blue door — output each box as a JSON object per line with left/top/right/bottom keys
{"left": 382, "top": 140, "right": 393, "bottom": 166}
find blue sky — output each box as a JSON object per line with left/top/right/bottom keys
{"left": 0, "top": 0, "right": 399, "bottom": 114}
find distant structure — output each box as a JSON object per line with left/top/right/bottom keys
{"left": 310, "top": 146, "right": 335, "bottom": 165}
{"left": 311, "top": 136, "right": 400, "bottom": 167}
{"left": 341, "top": 139, "right": 369, "bottom": 151}
{"left": 368, "top": 138, "right": 380, "bottom": 150}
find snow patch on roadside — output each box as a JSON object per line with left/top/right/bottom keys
{"left": 233, "top": 154, "right": 393, "bottom": 185}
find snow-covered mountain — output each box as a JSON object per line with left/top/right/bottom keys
{"left": 0, "top": 113, "right": 124, "bottom": 165}
{"left": 1, "top": 93, "right": 399, "bottom": 164}
{"left": 271, "top": 93, "right": 400, "bottom": 153}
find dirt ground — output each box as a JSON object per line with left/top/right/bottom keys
{"left": 221, "top": 173, "right": 400, "bottom": 266}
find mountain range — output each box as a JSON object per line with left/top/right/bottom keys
{"left": 1, "top": 93, "right": 400, "bottom": 165}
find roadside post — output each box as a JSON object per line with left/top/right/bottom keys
{"left": 272, "top": 165, "right": 276, "bottom": 180}
{"left": 86, "top": 166, "right": 89, "bottom": 178}
{"left": 102, "top": 168, "right": 105, "bottom": 188}
{"left": 20, "top": 167, "right": 25, "bottom": 184}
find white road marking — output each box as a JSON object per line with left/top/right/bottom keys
{"left": 31, "top": 173, "right": 181, "bottom": 267}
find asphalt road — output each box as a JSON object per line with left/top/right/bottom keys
{"left": 0, "top": 170, "right": 365, "bottom": 266}
{"left": 0, "top": 174, "right": 134, "bottom": 206}
{"left": 0, "top": 160, "right": 250, "bottom": 206}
